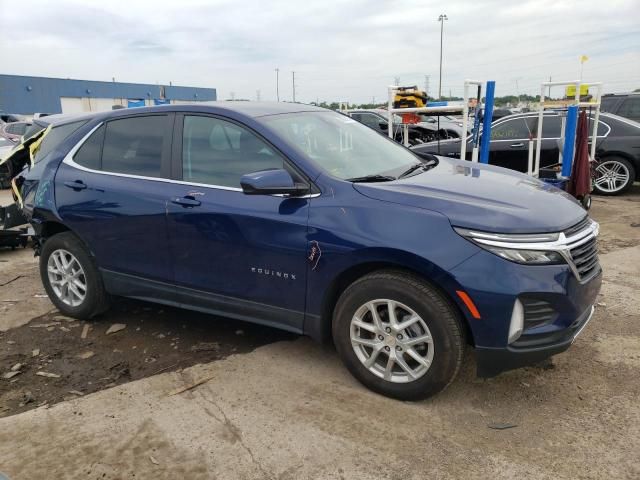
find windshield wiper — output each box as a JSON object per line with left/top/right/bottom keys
{"left": 397, "top": 162, "right": 429, "bottom": 179}
{"left": 398, "top": 160, "right": 437, "bottom": 178}
{"left": 346, "top": 174, "right": 396, "bottom": 183}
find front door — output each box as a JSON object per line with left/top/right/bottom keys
{"left": 165, "top": 114, "right": 310, "bottom": 331}
{"left": 488, "top": 117, "right": 532, "bottom": 172}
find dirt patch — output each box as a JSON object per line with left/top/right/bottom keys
{"left": 0, "top": 298, "right": 294, "bottom": 417}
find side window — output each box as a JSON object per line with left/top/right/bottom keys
{"left": 182, "top": 116, "right": 285, "bottom": 188}
{"left": 525, "top": 116, "right": 561, "bottom": 139}
{"left": 101, "top": 116, "right": 167, "bottom": 177}
{"left": 600, "top": 97, "right": 618, "bottom": 113}
{"left": 541, "top": 116, "right": 562, "bottom": 138}
{"left": 6, "top": 123, "right": 28, "bottom": 135}
{"left": 618, "top": 98, "right": 640, "bottom": 120}
{"left": 34, "top": 121, "right": 86, "bottom": 164}
{"left": 74, "top": 125, "right": 105, "bottom": 170}
{"left": 490, "top": 118, "right": 530, "bottom": 140}
{"left": 359, "top": 113, "right": 383, "bottom": 129}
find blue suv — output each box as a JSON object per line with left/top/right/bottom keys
{"left": 4, "top": 103, "right": 602, "bottom": 400}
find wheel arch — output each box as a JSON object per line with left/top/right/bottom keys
{"left": 312, "top": 258, "right": 473, "bottom": 347}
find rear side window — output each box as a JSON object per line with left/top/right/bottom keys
{"left": 101, "top": 116, "right": 167, "bottom": 177}
{"left": 34, "top": 121, "right": 87, "bottom": 164}
{"left": 600, "top": 97, "right": 618, "bottom": 113}
{"left": 618, "top": 98, "right": 640, "bottom": 120}
{"left": 5, "top": 123, "right": 29, "bottom": 135}
{"left": 182, "top": 115, "right": 284, "bottom": 188}
{"left": 74, "top": 125, "right": 105, "bottom": 170}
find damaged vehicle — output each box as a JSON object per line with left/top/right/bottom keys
{"left": 1, "top": 103, "right": 602, "bottom": 400}
{"left": 348, "top": 109, "right": 444, "bottom": 144}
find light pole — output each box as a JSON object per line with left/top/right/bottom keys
{"left": 275, "top": 68, "right": 280, "bottom": 102}
{"left": 438, "top": 14, "right": 448, "bottom": 100}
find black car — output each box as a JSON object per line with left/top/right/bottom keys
{"left": 348, "top": 110, "right": 437, "bottom": 145}
{"left": 411, "top": 111, "right": 640, "bottom": 195}
{"left": 600, "top": 93, "right": 640, "bottom": 123}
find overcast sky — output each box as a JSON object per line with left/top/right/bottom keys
{"left": 1, "top": 0, "right": 639, "bottom": 103}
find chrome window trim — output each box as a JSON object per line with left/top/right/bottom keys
{"left": 456, "top": 220, "right": 600, "bottom": 282}
{"left": 62, "top": 122, "right": 319, "bottom": 198}
{"left": 489, "top": 113, "right": 611, "bottom": 142}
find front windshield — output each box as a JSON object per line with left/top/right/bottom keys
{"left": 261, "top": 111, "right": 420, "bottom": 180}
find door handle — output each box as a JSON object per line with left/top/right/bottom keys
{"left": 510, "top": 143, "right": 525, "bottom": 148}
{"left": 64, "top": 180, "right": 87, "bottom": 190}
{"left": 171, "top": 196, "right": 201, "bottom": 208}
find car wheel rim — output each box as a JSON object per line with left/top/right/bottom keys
{"left": 594, "top": 160, "right": 630, "bottom": 193}
{"left": 350, "top": 299, "right": 434, "bottom": 384}
{"left": 47, "top": 249, "right": 87, "bottom": 307}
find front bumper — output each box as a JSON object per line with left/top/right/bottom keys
{"left": 475, "top": 304, "right": 595, "bottom": 377}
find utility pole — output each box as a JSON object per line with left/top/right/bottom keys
{"left": 394, "top": 76, "right": 400, "bottom": 86}
{"left": 230, "top": 91, "right": 235, "bottom": 101}
{"left": 548, "top": 76, "right": 552, "bottom": 98}
{"left": 438, "top": 14, "right": 448, "bottom": 99}
{"left": 424, "top": 75, "right": 430, "bottom": 95}
{"left": 292, "top": 71, "right": 296, "bottom": 102}
{"left": 256, "top": 90, "right": 261, "bottom": 101}
{"left": 275, "top": 68, "right": 280, "bottom": 102}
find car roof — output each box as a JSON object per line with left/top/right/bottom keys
{"left": 33, "top": 102, "right": 329, "bottom": 129}
{"left": 494, "top": 110, "right": 640, "bottom": 130}
{"left": 34, "top": 112, "right": 102, "bottom": 128}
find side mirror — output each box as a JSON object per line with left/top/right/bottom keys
{"left": 240, "top": 169, "right": 309, "bottom": 196}
{"left": 378, "top": 122, "right": 388, "bottom": 130}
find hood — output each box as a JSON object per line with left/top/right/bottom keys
{"left": 353, "top": 157, "right": 587, "bottom": 234}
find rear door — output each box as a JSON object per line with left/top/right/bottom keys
{"left": 56, "top": 114, "right": 174, "bottom": 283}
{"left": 165, "top": 114, "right": 310, "bottom": 331}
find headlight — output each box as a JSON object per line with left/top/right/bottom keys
{"left": 485, "top": 247, "right": 564, "bottom": 264}
{"left": 454, "top": 227, "right": 567, "bottom": 265}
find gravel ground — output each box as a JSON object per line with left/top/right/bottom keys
{"left": 0, "top": 186, "right": 639, "bottom": 479}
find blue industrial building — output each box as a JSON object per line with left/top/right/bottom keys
{"left": 0, "top": 74, "right": 217, "bottom": 115}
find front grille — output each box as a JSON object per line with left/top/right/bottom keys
{"left": 522, "top": 298, "right": 556, "bottom": 329}
{"left": 570, "top": 236, "right": 599, "bottom": 280}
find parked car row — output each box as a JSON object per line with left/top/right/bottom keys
{"left": 1, "top": 102, "right": 601, "bottom": 400}
{"left": 411, "top": 111, "right": 640, "bottom": 195}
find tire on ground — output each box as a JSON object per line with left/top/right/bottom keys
{"left": 593, "top": 156, "right": 635, "bottom": 196}
{"left": 39, "top": 231, "right": 110, "bottom": 319}
{"left": 332, "top": 269, "right": 464, "bottom": 400}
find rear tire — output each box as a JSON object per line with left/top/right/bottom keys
{"left": 332, "top": 270, "right": 464, "bottom": 400}
{"left": 40, "top": 232, "right": 110, "bottom": 319}
{"left": 593, "top": 156, "right": 635, "bottom": 195}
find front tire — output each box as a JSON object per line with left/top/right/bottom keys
{"left": 40, "top": 232, "right": 110, "bottom": 319}
{"left": 332, "top": 270, "right": 464, "bottom": 400}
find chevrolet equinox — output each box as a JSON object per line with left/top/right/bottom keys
{"left": 1, "top": 103, "right": 602, "bottom": 400}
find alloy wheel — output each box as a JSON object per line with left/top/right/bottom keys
{"left": 594, "top": 160, "right": 630, "bottom": 194}
{"left": 350, "top": 299, "right": 434, "bottom": 383}
{"left": 47, "top": 248, "right": 87, "bottom": 307}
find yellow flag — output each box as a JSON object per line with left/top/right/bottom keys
{"left": 580, "top": 55, "right": 589, "bottom": 64}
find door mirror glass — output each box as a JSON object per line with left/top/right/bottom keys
{"left": 378, "top": 121, "right": 388, "bottom": 130}
{"left": 240, "top": 169, "right": 309, "bottom": 196}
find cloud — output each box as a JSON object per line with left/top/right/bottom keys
{"left": 1, "top": 0, "right": 638, "bottom": 103}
